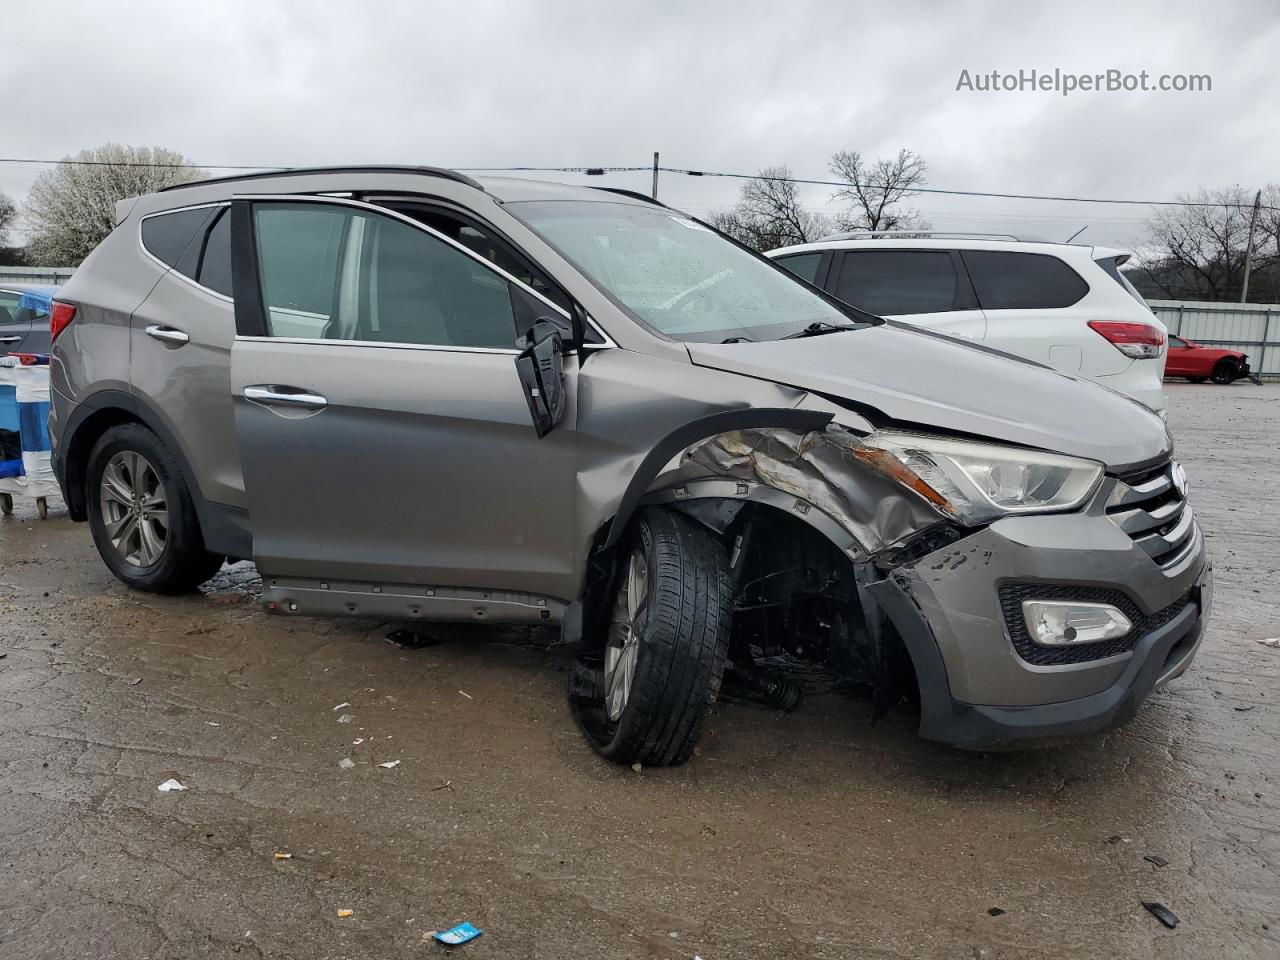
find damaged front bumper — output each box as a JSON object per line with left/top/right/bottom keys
{"left": 867, "top": 511, "right": 1211, "bottom": 749}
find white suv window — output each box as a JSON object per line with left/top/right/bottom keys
{"left": 960, "top": 250, "right": 1088, "bottom": 310}
{"left": 253, "top": 203, "right": 517, "bottom": 349}
{"left": 835, "top": 250, "right": 963, "bottom": 315}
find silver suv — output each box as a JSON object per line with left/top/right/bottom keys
{"left": 48, "top": 166, "right": 1211, "bottom": 765}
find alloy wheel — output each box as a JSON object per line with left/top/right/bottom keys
{"left": 604, "top": 547, "right": 650, "bottom": 721}
{"left": 99, "top": 451, "right": 168, "bottom": 567}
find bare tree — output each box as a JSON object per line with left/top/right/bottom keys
{"left": 709, "top": 165, "right": 833, "bottom": 251}
{"left": 0, "top": 193, "right": 16, "bottom": 246}
{"left": 25, "top": 145, "right": 207, "bottom": 266}
{"left": 828, "top": 148, "right": 929, "bottom": 232}
{"left": 1136, "top": 186, "right": 1267, "bottom": 301}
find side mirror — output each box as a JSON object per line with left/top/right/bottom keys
{"left": 515, "top": 318, "right": 567, "bottom": 438}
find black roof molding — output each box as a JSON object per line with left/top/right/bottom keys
{"left": 591, "top": 186, "right": 666, "bottom": 207}
{"left": 160, "top": 165, "right": 484, "bottom": 193}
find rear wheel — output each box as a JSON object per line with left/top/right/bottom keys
{"left": 1210, "top": 360, "right": 1239, "bottom": 385}
{"left": 569, "top": 507, "right": 732, "bottom": 766}
{"left": 86, "top": 424, "right": 224, "bottom": 593}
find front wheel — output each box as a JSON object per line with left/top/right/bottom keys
{"left": 86, "top": 423, "right": 224, "bottom": 594}
{"left": 569, "top": 508, "right": 732, "bottom": 766}
{"left": 1210, "top": 360, "right": 1240, "bottom": 385}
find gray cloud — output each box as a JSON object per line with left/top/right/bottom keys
{"left": 3, "top": 0, "right": 1276, "bottom": 248}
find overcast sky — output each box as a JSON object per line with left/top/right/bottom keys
{"left": 4, "top": 0, "right": 1277, "bottom": 249}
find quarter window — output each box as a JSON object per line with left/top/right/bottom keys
{"left": 961, "top": 250, "right": 1089, "bottom": 310}
{"left": 141, "top": 207, "right": 214, "bottom": 268}
{"left": 196, "top": 210, "right": 233, "bottom": 298}
{"left": 252, "top": 203, "right": 518, "bottom": 349}
{"left": 834, "top": 250, "right": 963, "bottom": 315}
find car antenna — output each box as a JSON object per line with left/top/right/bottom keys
{"left": 1065, "top": 226, "right": 1088, "bottom": 243}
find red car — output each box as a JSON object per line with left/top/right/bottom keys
{"left": 1164, "top": 335, "right": 1251, "bottom": 384}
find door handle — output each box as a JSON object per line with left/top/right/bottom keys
{"left": 145, "top": 324, "right": 190, "bottom": 346}
{"left": 0, "top": 335, "right": 21, "bottom": 344}
{"left": 244, "top": 385, "right": 328, "bottom": 409}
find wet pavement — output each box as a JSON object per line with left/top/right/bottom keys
{"left": 1, "top": 382, "right": 1277, "bottom": 959}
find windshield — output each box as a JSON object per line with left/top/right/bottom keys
{"left": 509, "top": 200, "right": 873, "bottom": 343}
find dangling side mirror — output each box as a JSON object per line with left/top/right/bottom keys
{"left": 515, "top": 318, "right": 567, "bottom": 438}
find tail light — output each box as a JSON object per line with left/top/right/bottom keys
{"left": 1088, "top": 320, "right": 1165, "bottom": 360}
{"left": 50, "top": 302, "right": 77, "bottom": 342}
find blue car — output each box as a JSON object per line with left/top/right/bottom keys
{"left": 0, "top": 284, "right": 58, "bottom": 355}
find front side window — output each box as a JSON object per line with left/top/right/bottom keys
{"left": 1169, "top": 336, "right": 1189, "bottom": 349}
{"left": 774, "top": 253, "right": 822, "bottom": 284}
{"left": 508, "top": 200, "right": 868, "bottom": 343}
{"left": 835, "top": 250, "right": 962, "bottom": 315}
{"left": 252, "top": 203, "right": 517, "bottom": 349}
{"left": 961, "top": 250, "right": 1089, "bottom": 310}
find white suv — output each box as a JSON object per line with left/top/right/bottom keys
{"left": 767, "top": 234, "right": 1167, "bottom": 416}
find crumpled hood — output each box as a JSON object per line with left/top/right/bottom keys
{"left": 686, "top": 323, "right": 1170, "bottom": 472}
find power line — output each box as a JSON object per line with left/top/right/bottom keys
{"left": 0, "top": 156, "right": 1272, "bottom": 211}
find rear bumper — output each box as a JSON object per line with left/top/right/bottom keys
{"left": 866, "top": 511, "right": 1211, "bottom": 750}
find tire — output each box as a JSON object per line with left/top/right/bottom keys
{"left": 1210, "top": 360, "right": 1239, "bottom": 385}
{"left": 1187, "top": 376, "right": 1207, "bottom": 384}
{"left": 569, "top": 507, "right": 732, "bottom": 766}
{"left": 85, "top": 423, "right": 225, "bottom": 594}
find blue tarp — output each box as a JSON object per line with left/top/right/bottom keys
{"left": 17, "top": 287, "right": 57, "bottom": 316}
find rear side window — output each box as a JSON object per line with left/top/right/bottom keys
{"left": 141, "top": 207, "right": 214, "bottom": 268}
{"left": 196, "top": 210, "right": 233, "bottom": 298}
{"left": 774, "top": 253, "right": 822, "bottom": 284}
{"left": 1095, "top": 256, "right": 1150, "bottom": 308}
{"left": 834, "top": 250, "right": 963, "bottom": 315}
{"left": 252, "top": 202, "right": 518, "bottom": 349}
{"left": 961, "top": 251, "right": 1088, "bottom": 310}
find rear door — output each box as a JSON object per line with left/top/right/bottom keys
{"left": 827, "top": 249, "right": 987, "bottom": 340}
{"left": 228, "top": 195, "right": 580, "bottom": 601}
{"left": 959, "top": 250, "right": 1095, "bottom": 372}
{"left": 0, "top": 289, "right": 32, "bottom": 353}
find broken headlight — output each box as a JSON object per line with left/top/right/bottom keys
{"left": 852, "top": 431, "right": 1103, "bottom": 526}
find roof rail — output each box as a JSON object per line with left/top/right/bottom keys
{"left": 591, "top": 186, "right": 666, "bottom": 207}
{"left": 159, "top": 165, "right": 485, "bottom": 193}
{"left": 817, "top": 230, "right": 1033, "bottom": 242}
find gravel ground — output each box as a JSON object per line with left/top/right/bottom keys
{"left": 1, "top": 382, "right": 1277, "bottom": 960}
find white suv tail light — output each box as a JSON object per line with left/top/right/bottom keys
{"left": 1087, "top": 320, "right": 1165, "bottom": 360}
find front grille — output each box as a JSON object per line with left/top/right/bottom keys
{"left": 1107, "top": 460, "right": 1198, "bottom": 571}
{"left": 998, "top": 582, "right": 1192, "bottom": 666}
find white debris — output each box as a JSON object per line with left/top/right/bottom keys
{"left": 204, "top": 721, "right": 221, "bottom": 727}
{"left": 338, "top": 758, "right": 356, "bottom": 769}
{"left": 157, "top": 778, "right": 188, "bottom": 792}
{"left": 1255, "top": 637, "right": 1280, "bottom": 649}
{"left": 333, "top": 702, "right": 350, "bottom": 711}
{"left": 377, "top": 760, "right": 401, "bottom": 769}
{"left": 352, "top": 738, "right": 365, "bottom": 745}
{"left": 458, "top": 690, "right": 473, "bottom": 700}
{"left": 337, "top": 714, "right": 354, "bottom": 724}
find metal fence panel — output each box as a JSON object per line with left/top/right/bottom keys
{"left": 1149, "top": 299, "right": 1278, "bottom": 380}
{"left": 0, "top": 266, "right": 76, "bottom": 286}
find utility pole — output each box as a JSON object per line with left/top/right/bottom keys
{"left": 651, "top": 152, "right": 659, "bottom": 200}
{"left": 1241, "top": 188, "right": 1262, "bottom": 303}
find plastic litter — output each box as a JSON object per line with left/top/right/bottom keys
{"left": 337, "top": 714, "right": 354, "bottom": 724}
{"left": 274, "top": 852, "right": 293, "bottom": 860}
{"left": 333, "top": 702, "right": 350, "bottom": 711}
{"left": 433, "top": 923, "right": 482, "bottom": 945}
{"left": 205, "top": 721, "right": 221, "bottom": 727}
{"left": 1142, "top": 901, "right": 1180, "bottom": 929}
{"left": 337, "top": 909, "right": 353, "bottom": 919}
{"left": 378, "top": 760, "right": 401, "bottom": 769}
{"left": 1144, "top": 855, "right": 1170, "bottom": 868}
{"left": 352, "top": 738, "right": 365, "bottom": 745}
{"left": 458, "top": 690, "right": 473, "bottom": 700}
{"left": 338, "top": 758, "right": 355, "bottom": 769}
{"left": 157, "top": 779, "right": 188, "bottom": 792}
{"left": 1254, "top": 637, "right": 1280, "bottom": 649}
{"left": 385, "top": 629, "right": 438, "bottom": 650}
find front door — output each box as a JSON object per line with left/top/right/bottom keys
{"left": 828, "top": 250, "right": 987, "bottom": 340}
{"left": 228, "top": 197, "right": 579, "bottom": 602}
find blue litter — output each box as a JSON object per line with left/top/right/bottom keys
{"left": 433, "top": 922, "right": 483, "bottom": 945}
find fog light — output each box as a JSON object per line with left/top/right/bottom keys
{"left": 1022, "top": 600, "right": 1132, "bottom": 646}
